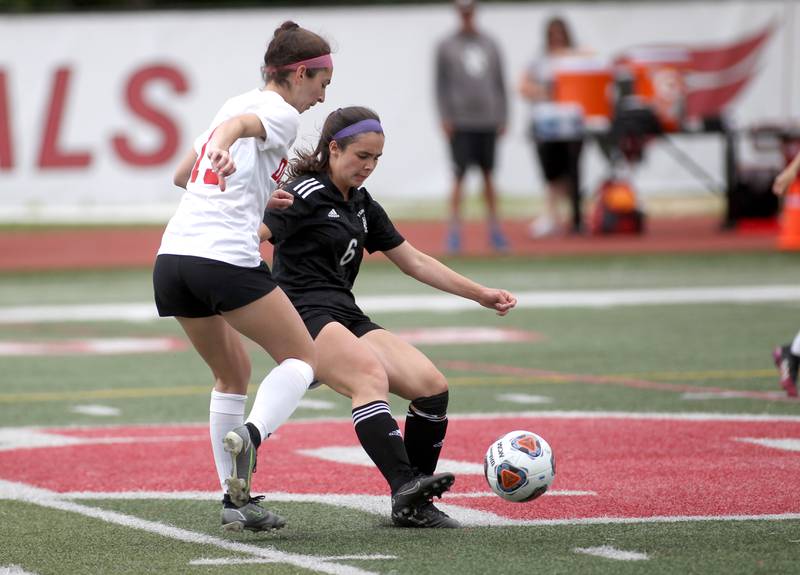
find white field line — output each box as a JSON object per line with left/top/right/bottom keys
{"left": 69, "top": 405, "right": 121, "bottom": 417}
{"left": 496, "top": 393, "right": 554, "bottom": 404}
{"left": 0, "top": 337, "right": 183, "bottom": 355}
{"left": 0, "top": 429, "right": 203, "bottom": 452}
{"left": 574, "top": 545, "right": 650, "bottom": 561}
{"left": 2, "top": 285, "right": 800, "bottom": 324}
{"left": 487, "top": 512, "right": 800, "bottom": 527}
{"left": 298, "top": 446, "right": 484, "bottom": 475}
{"left": 4, "top": 409, "right": 800, "bottom": 453}
{"left": 682, "top": 391, "right": 787, "bottom": 400}
{"left": 0, "top": 480, "right": 379, "bottom": 575}
{"left": 14, "top": 487, "right": 800, "bottom": 528}
{"left": 445, "top": 410, "right": 800, "bottom": 423}
{"left": 453, "top": 490, "right": 597, "bottom": 498}
{"left": 0, "top": 566, "right": 38, "bottom": 575}
{"left": 57, "top": 489, "right": 597, "bottom": 500}
{"left": 296, "top": 398, "right": 337, "bottom": 411}
{"left": 0, "top": 410, "right": 800, "bottom": 441}
{"left": 190, "top": 555, "right": 397, "bottom": 566}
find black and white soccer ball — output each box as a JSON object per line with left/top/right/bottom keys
{"left": 484, "top": 430, "right": 555, "bottom": 502}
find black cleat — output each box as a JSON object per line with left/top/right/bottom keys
{"left": 391, "top": 472, "right": 455, "bottom": 524}
{"left": 392, "top": 501, "right": 461, "bottom": 528}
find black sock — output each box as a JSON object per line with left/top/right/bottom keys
{"left": 245, "top": 422, "right": 261, "bottom": 449}
{"left": 404, "top": 390, "right": 449, "bottom": 476}
{"left": 352, "top": 400, "right": 415, "bottom": 493}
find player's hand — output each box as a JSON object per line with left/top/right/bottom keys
{"left": 267, "top": 189, "right": 294, "bottom": 210}
{"left": 206, "top": 148, "right": 236, "bottom": 192}
{"left": 479, "top": 288, "right": 517, "bottom": 316}
{"left": 773, "top": 167, "right": 797, "bottom": 196}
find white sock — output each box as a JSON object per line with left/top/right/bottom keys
{"left": 791, "top": 331, "right": 800, "bottom": 356}
{"left": 209, "top": 389, "right": 247, "bottom": 492}
{"left": 245, "top": 358, "right": 314, "bottom": 442}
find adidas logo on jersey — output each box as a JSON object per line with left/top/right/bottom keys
{"left": 327, "top": 209, "right": 340, "bottom": 219}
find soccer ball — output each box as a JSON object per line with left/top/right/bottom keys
{"left": 484, "top": 430, "right": 555, "bottom": 502}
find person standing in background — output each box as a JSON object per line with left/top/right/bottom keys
{"left": 435, "top": 0, "right": 509, "bottom": 254}
{"left": 519, "top": 16, "right": 585, "bottom": 237}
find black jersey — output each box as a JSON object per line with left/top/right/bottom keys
{"left": 264, "top": 173, "right": 405, "bottom": 316}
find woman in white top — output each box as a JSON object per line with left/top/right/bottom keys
{"left": 153, "top": 21, "right": 332, "bottom": 532}
{"left": 519, "top": 16, "right": 585, "bottom": 237}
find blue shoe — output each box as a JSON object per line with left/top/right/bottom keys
{"left": 490, "top": 228, "right": 509, "bottom": 252}
{"left": 446, "top": 229, "right": 461, "bottom": 254}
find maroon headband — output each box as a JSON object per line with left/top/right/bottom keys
{"left": 266, "top": 53, "right": 333, "bottom": 73}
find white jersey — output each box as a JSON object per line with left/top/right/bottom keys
{"left": 158, "top": 89, "right": 299, "bottom": 267}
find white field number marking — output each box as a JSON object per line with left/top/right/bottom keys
{"left": 0, "top": 566, "right": 40, "bottom": 575}
{"left": 736, "top": 438, "right": 800, "bottom": 452}
{"left": 574, "top": 546, "right": 650, "bottom": 561}
{"left": 496, "top": 393, "right": 554, "bottom": 404}
{"left": 70, "top": 405, "right": 121, "bottom": 417}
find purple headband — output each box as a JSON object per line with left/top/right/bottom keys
{"left": 333, "top": 119, "right": 384, "bottom": 141}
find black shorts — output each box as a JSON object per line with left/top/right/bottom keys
{"left": 449, "top": 129, "right": 497, "bottom": 177}
{"left": 153, "top": 254, "right": 278, "bottom": 318}
{"left": 298, "top": 307, "right": 383, "bottom": 340}
{"left": 535, "top": 140, "right": 583, "bottom": 182}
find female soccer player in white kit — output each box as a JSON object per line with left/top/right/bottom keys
{"left": 153, "top": 21, "right": 332, "bottom": 532}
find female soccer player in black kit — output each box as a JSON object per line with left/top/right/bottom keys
{"left": 261, "top": 106, "right": 517, "bottom": 528}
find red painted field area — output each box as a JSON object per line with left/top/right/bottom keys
{"left": 2, "top": 415, "right": 798, "bottom": 520}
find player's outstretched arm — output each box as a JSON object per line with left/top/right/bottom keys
{"left": 384, "top": 241, "right": 517, "bottom": 316}
{"left": 206, "top": 113, "right": 267, "bottom": 191}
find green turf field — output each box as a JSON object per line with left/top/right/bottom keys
{"left": 1, "top": 251, "right": 799, "bottom": 574}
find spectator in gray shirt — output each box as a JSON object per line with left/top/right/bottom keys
{"left": 436, "top": 0, "right": 509, "bottom": 254}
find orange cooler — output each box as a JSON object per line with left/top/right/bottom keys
{"left": 552, "top": 56, "right": 613, "bottom": 120}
